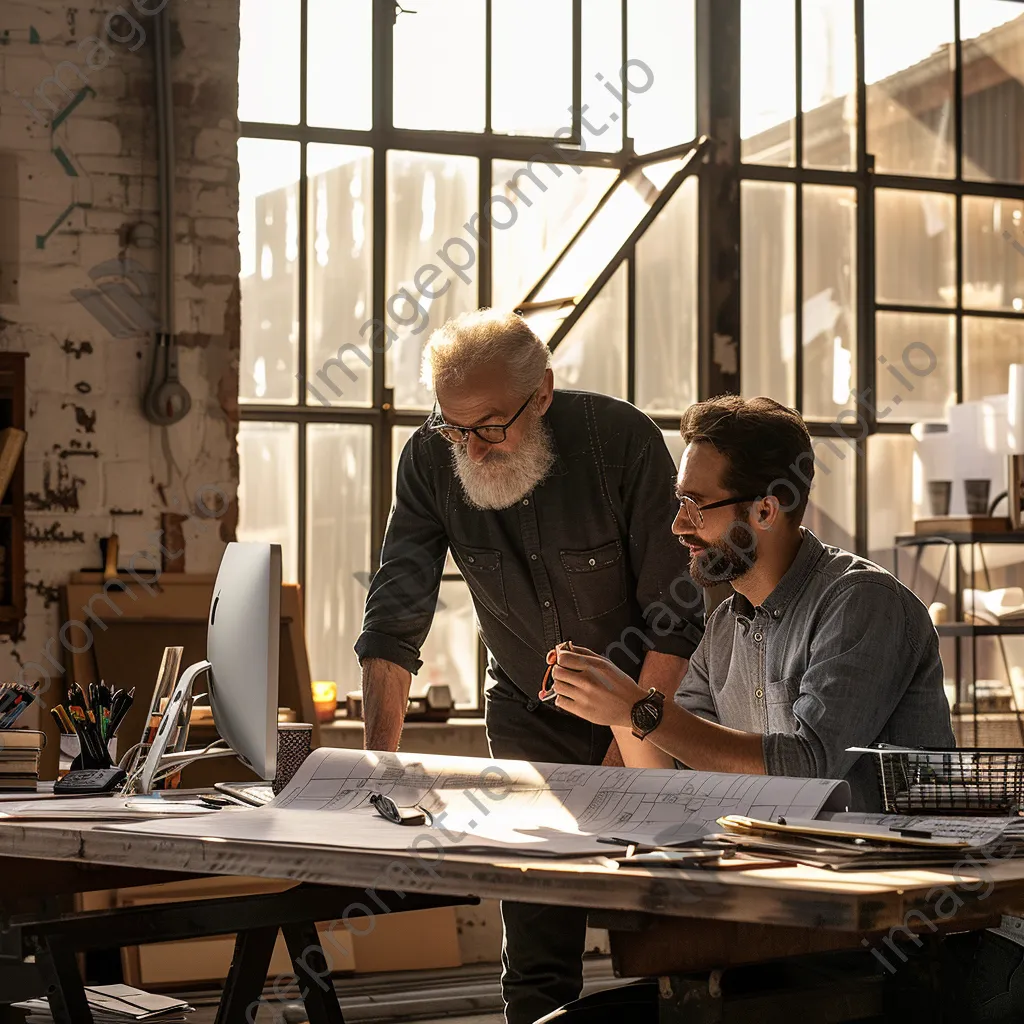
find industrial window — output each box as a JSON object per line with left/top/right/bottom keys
{"left": 739, "top": 0, "right": 1024, "bottom": 567}
{"left": 235, "top": 0, "right": 701, "bottom": 710}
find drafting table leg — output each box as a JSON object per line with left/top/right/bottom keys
{"left": 215, "top": 925, "right": 278, "bottom": 1024}
{"left": 32, "top": 934, "right": 93, "bottom": 1024}
{"left": 283, "top": 922, "right": 345, "bottom": 1024}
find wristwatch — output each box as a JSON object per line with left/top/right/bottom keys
{"left": 630, "top": 687, "right": 665, "bottom": 741}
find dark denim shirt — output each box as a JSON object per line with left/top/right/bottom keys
{"left": 675, "top": 529, "right": 956, "bottom": 811}
{"left": 355, "top": 391, "right": 704, "bottom": 701}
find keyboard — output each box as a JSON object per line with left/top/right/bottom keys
{"left": 214, "top": 782, "right": 274, "bottom": 806}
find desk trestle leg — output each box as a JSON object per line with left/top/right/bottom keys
{"left": 283, "top": 922, "right": 345, "bottom": 1024}
{"left": 216, "top": 926, "right": 279, "bottom": 1024}
{"left": 33, "top": 935, "right": 93, "bottom": 1024}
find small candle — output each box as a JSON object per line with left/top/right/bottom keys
{"left": 312, "top": 680, "right": 337, "bottom": 723}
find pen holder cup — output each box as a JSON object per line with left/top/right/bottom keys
{"left": 272, "top": 723, "right": 314, "bottom": 796}
{"left": 59, "top": 735, "right": 117, "bottom": 775}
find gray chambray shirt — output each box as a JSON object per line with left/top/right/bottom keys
{"left": 674, "top": 529, "right": 955, "bottom": 811}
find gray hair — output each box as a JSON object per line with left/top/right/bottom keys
{"left": 420, "top": 309, "right": 551, "bottom": 398}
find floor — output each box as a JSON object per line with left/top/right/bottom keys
{"left": 179, "top": 959, "right": 625, "bottom": 1023}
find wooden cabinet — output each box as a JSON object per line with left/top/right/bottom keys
{"left": 0, "top": 353, "right": 26, "bottom": 636}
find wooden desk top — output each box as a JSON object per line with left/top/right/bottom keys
{"left": 2, "top": 818, "right": 1023, "bottom": 934}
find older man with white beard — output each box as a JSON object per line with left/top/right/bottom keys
{"left": 355, "top": 309, "right": 702, "bottom": 1024}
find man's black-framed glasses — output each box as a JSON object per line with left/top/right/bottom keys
{"left": 680, "top": 494, "right": 762, "bottom": 529}
{"left": 430, "top": 390, "right": 537, "bottom": 445}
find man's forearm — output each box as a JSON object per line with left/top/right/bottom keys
{"left": 361, "top": 658, "right": 412, "bottom": 752}
{"left": 649, "top": 700, "right": 766, "bottom": 775}
{"left": 640, "top": 651, "right": 689, "bottom": 697}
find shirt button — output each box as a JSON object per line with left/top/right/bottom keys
{"left": 755, "top": 688, "right": 764, "bottom": 699}
{"left": 466, "top": 556, "right": 475, "bottom": 564}
{"left": 588, "top": 558, "right": 596, "bottom": 566}
{"left": 773, "top": 610, "right": 781, "bottom": 618}
{"left": 544, "top": 600, "right": 551, "bottom": 608}
{"left": 753, "top": 631, "right": 763, "bottom": 643}
{"left": 522, "top": 499, "right": 529, "bottom": 506}
{"left": 531, "top": 554, "right": 538, "bottom": 560}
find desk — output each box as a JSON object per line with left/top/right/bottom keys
{"left": 2, "top": 819, "right": 1024, "bottom": 1022}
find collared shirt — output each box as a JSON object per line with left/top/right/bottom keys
{"left": 675, "top": 529, "right": 955, "bottom": 811}
{"left": 355, "top": 390, "right": 704, "bottom": 702}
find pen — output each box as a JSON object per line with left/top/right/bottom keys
{"left": 53, "top": 704, "right": 75, "bottom": 733}
{"left": 50, "top": 706, "right": 72, "bottom": 735}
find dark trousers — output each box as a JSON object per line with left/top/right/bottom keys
{"left": 484, "top": 682, "right": 613, "bottom": 1024}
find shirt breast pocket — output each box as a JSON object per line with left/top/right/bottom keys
{"left": 457, "top": 546, "right": 508, "bottom": 618}
{"left": 559, "top": 540, "right": 628, "bottom": 621}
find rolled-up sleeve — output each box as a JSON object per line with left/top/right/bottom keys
{"left": 622, "top": 431, "right": 704, "bottom": 659}
{"left": 354, "top": 431, "right": 448, "bottom": 675}
{"left": 763, "top": 579, "right": 915, "bottom": 781}
{"left": 670, "top": 629, "right": 718, "bottom": 768}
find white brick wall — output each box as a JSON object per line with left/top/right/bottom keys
{"left": 0, "top": 0, "right": 240, "bottom": 685}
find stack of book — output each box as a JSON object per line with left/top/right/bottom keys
{"left": 0, "top": 729, "right": 44, "bottom": 790}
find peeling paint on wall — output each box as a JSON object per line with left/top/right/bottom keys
{"left": 61, "top": 403, "right": 97, "bottom": 433}
{"left": 26, "top": 461, "right": 85, "bottom": 513}
{"left": 27, "top": 521, "right": 86, "bottom": 545}
{"left": 60, "top": 339, "right": 93, "bottom": 359}
{"left": 54, "top": 441, "right": 98, "bottom": 459}
{"left": 26, "top": 580, "right": 61, "bottom": 608}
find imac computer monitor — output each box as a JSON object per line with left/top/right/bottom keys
{"left": 138, "top": 541, "right": 281, "bottom": 793}
{"left": 207, "top": 541, "right": 281, "bottom": 779}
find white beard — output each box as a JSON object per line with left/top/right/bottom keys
{"left": 452, "top": 414, "right": 556, "bottom": 511}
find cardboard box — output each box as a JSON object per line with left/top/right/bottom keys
{"left": 112, "top": 876, "right": 461, "bottom": 988}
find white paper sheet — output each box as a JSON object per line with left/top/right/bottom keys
{"left": 103, "top": 748, "right": 850, "bottom": 856}
{"left": 0, "top": 795, "right": 223, "bottom": 820}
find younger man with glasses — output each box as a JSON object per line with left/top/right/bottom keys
{"left": 354, "top": 310, "right": 703, "bottom": 1024}
{"left": 545, "top": 394, "right": 955, "bottom": 811}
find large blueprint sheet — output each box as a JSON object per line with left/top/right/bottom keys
{"left": 105, "top": 749, "right": 850, "bottom": 856}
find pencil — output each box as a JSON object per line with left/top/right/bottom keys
{"left": 54, "top": 704, "right": 75, "bottom": 733}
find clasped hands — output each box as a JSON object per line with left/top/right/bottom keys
{"left": 538, "top": 641, "right": 640, "bottom": 728}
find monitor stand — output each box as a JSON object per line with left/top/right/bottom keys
{"left": 137, "top": 659, "right": 235, "bottom": 794}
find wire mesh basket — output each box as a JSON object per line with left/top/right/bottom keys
{"left": 860, "top": 746, "right": 1024, "bottom": 815}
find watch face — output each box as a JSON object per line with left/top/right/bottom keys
{"left": 631, "top": 701, "right": 660, "bottom": 734}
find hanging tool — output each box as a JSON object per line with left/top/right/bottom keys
{"left": 143, "top": 3, "right": 191, "bottom": 426}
